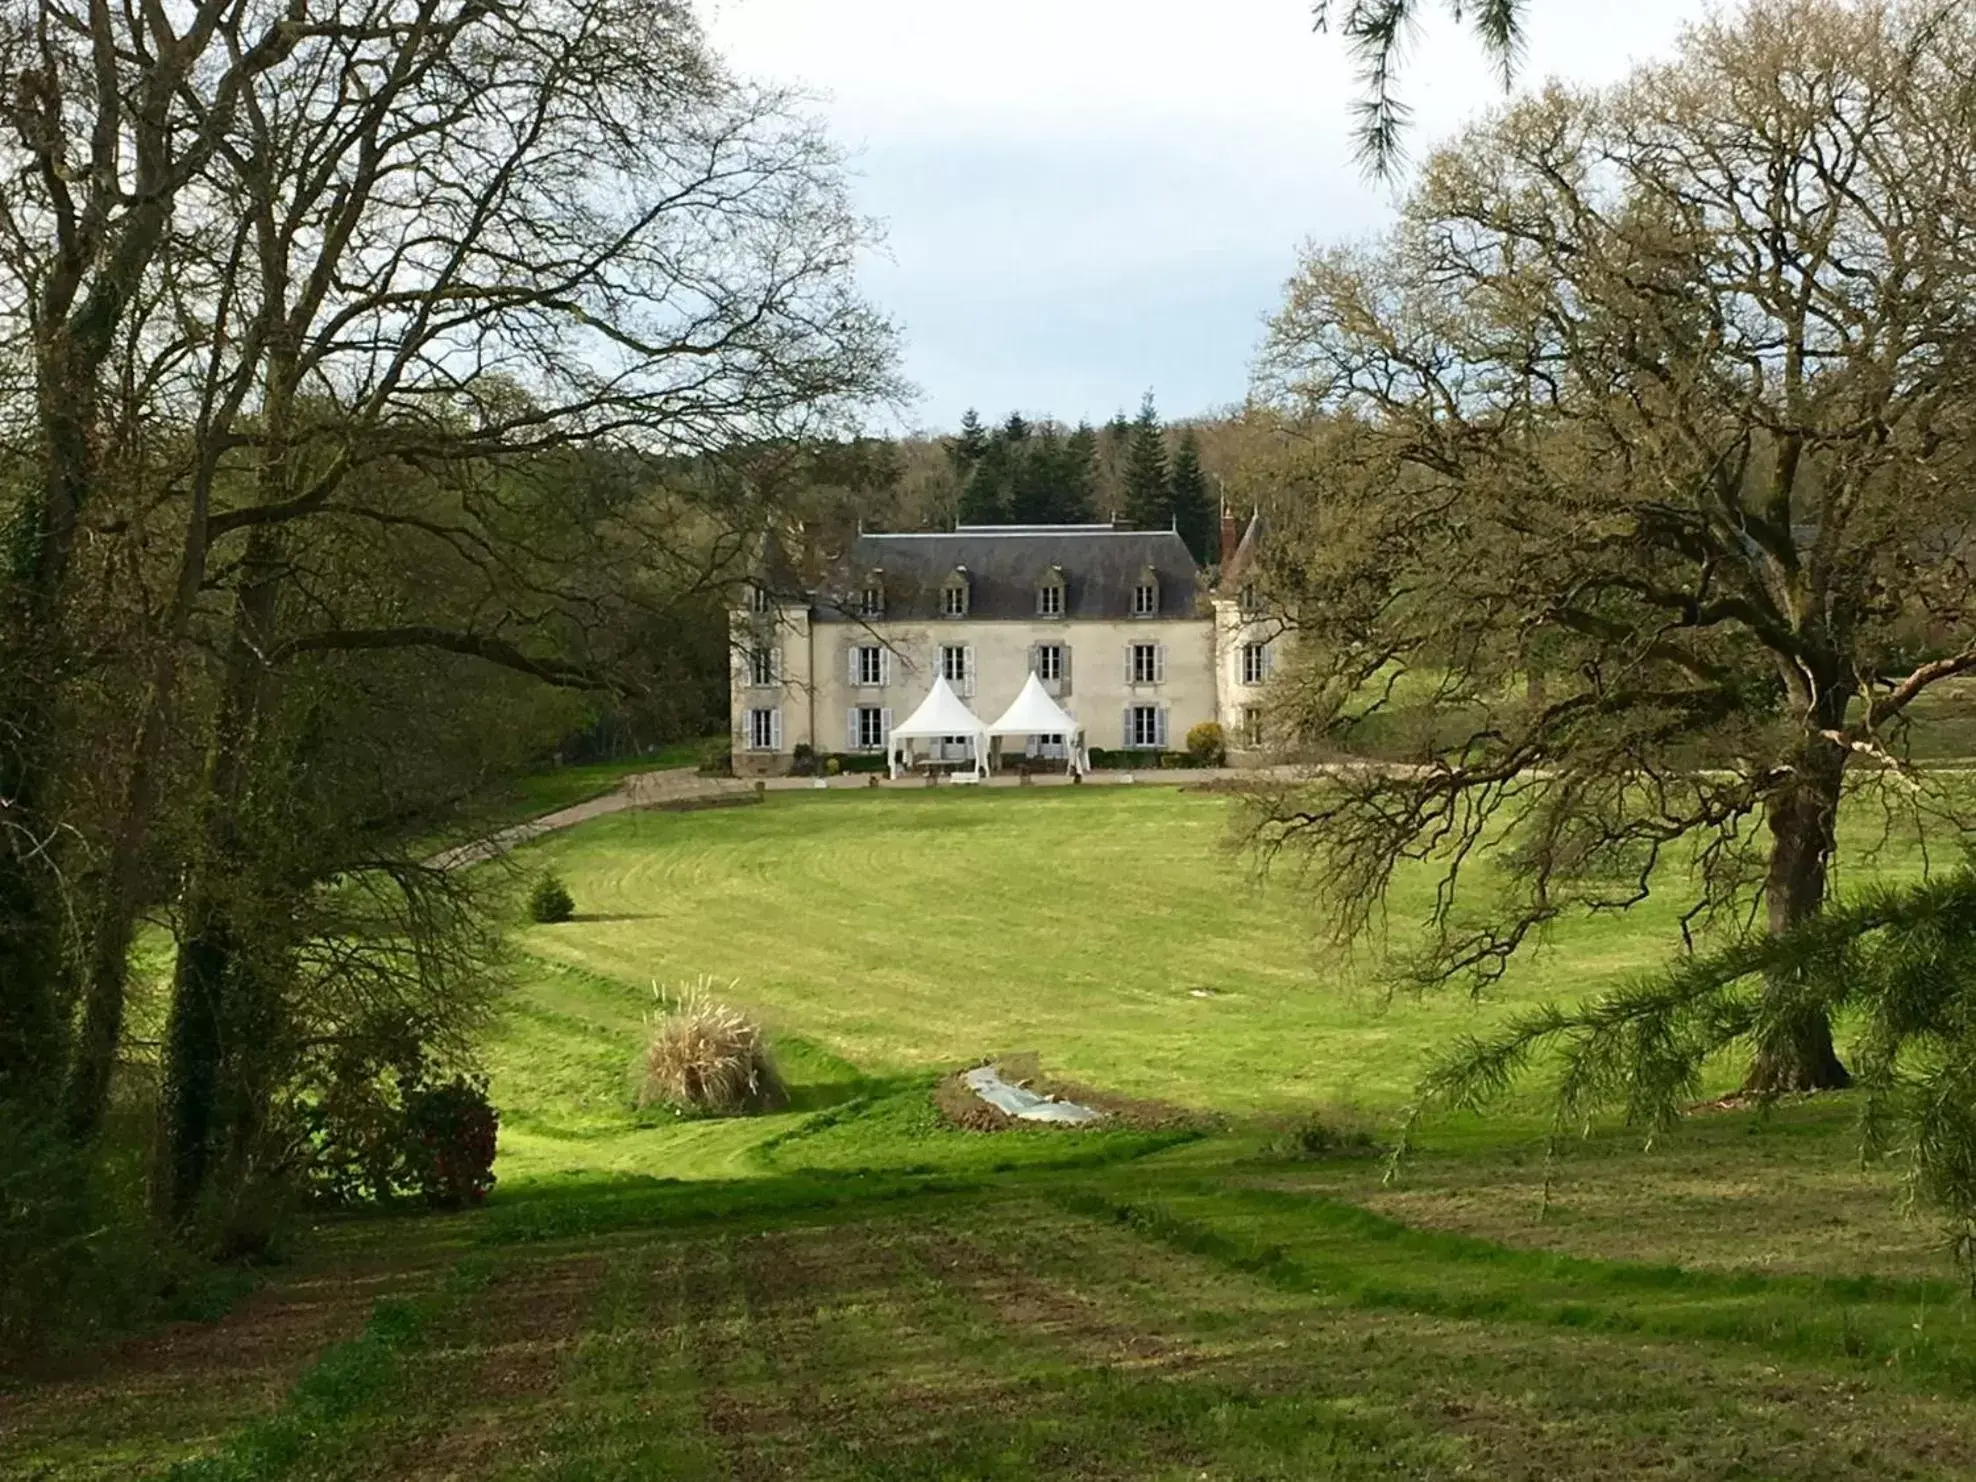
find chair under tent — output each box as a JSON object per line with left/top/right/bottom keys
{"left": 886, "top": 675, "right": 990, "bottom": 780}
{"left": 986, "top": 672, "right": 1087, "bottom": 777}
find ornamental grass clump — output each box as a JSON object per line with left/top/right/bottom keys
{"left": 636, "top": 979, "right": 787, "bottom": 1117}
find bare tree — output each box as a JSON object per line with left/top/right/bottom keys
{"left": 1252, "top": 0, "right": 1976, "bottom": 1090}
{"left": 0, "top": 2, "right": 896, "bottom": 1190}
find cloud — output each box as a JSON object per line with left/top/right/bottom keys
{"left": 704, "top": 0, "right": 1716, "bottom": 430}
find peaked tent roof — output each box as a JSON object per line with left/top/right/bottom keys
{"left": 889, "top": 675, "right": 990, "bottom": 740}
{"left": 986, "top": 673, "right": 1082, "bottom": 737}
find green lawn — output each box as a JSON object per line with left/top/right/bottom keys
{"left": 12, "top": 783, "right": 1976, "bottom": 1479}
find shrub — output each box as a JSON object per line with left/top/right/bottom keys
{"left": 403, "top": 1077, "right": 499, "bottom": 1208}
{"left": 1186, "top": 721, "right": 1228, "bottom": 767}
{"left": 527, "top": 871, "right": 574, "bottom": 924}
{"left": 1267, "top": 1115, "right": 1381, "bottom": 1161}
{"left": 825, "top": 755, "right": 843, "bottom": 775}
{"left": 789, "top": 741, "right": 817, "bottom": 777}
{"left": 636, "top": 981, "right": 787, "bottom": 1116}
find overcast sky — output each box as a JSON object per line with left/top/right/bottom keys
{"left": 703, "top": 0, "right": 1720, "bottom": 434}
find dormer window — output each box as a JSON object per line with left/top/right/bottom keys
{"left": 1133, "top": 568, "right": 1159, "bottom": 617}
{"left": 750, "top": 584, "right": 775, "bottom": 615}
{"left": 1239, "top": 583, "right": 1262, "bottom": 617}
{"left": 1036, "top": 566, "right": 1065, "bottom": 618}
{"left": 859, "top": 573, "right": 885, "bottom": 619}
{"left": 942, "top": 567, "right": 971, "bottom": 618}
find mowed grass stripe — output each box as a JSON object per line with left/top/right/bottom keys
{"left": 504, "top": 787, "right": 1740, "bottom": 1124}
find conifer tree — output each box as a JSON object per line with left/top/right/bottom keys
{"left": 1059, "top": 423, "right": 1099, "bottom": 523}
{"left": 1122, "top": 392, "right": 1171, "bottom": 530}
{"left": 1168, "top": 428, "right": 1216, "bottom": 564}
{"left": 950, "top": 408, "right": 988, "bottom": 473}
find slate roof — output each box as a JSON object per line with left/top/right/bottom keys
{"left": 808, "top": 525, "right": 1202, "bottom": 623}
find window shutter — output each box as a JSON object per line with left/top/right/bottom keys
{"left": 1263, "top": 644, "right": 1276, "bottom": 679}
{"left": 881, "top": 707, "right": 893, "bottom": 743}
{"left": 770, "top": 709, "right": 783, "bottom": 750}
{"left": 1123, "top": 646, "right": 1134, "bottom": 686}
{"left": 1154, "top": 644, "right": 1166, "bottom": 684}
{"left": 880, "top": 647, "right": 892, "bottom": 687}
{"left": 1027, "top": 642, "right": 1038, "bottom": 679}
{"left": 847, "top": 708, "right": 860, "bottom": 750}
{"left": 964, "top": 646, "right": 976, "bottom": 697}
{"left": 1122, "top": 708, "right": 1133, "bottom": 748}
{"left": 847, "top": 645, "right": 859, "bottom": 687}
{"left": 1156, "top": 706, "right": 1170, "bottom": 748}
{"left": 1061, "top": 645, "right": 1073, "bottom": 696}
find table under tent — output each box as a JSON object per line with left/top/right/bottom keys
{"left": 986, "top": 672, "right": 1087, "bottom": 777}
{"left": 887, "top": 675, "right": 991, "bottom": 780}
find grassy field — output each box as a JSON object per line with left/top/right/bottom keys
{"left": 9, "top": 784, "right": 1976, "bottom": 1479}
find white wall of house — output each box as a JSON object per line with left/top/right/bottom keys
{"left": 732, "top": 609, "right": 1226, "bottom": 769}
{"left": 1213, "top": 598, "right": 1284, "bottom": 753}
{"left": 730, "top": 599, "right": 816, "bottom": 776}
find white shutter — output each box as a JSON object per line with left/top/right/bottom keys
{"left": 1154, "top": 644, "right": 1166, "bottom": 684}
{"left": 1124, "top": 646, "right": 1134, "bottom": 686}
{"left": 881, "top": 707, "right": 894, "bottom": 744}
{"left": 963, "top": 646, "right": 976, "bottom": 697}
{"left": 1027, "top": 643, "right": 1039, "bottom": 679}
{"left": 847, "top": 645, "right": 859, "bottom": 686}
{"left": 1061, "top": 645, "right": 1072, "bottom": 696}
{"left": 847, "top": 708, "right": 860, "bottom": 750}
{"left": 1122, "top": 708, "right": 1133, "bottom": 748}
{"left": 1264, "top": 643, "right": 1276, "bottom": 679}
{"left": 1159, "top": 707, "right": 1172, "bottom": 747}
{"left": 770, "top": 709, "right": 783, "bottom": 750}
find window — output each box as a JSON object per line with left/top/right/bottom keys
{"left": 1133, "top": 580, "right": 1158, "bottom": 617}
{"left": 1130, "top": 642, "right": 1162, "bottom": 685}
{"left": 1243, "top": 707, "right": 1264, "bottom": 748}
{"left": 1037, "top": 578, "right": 1063, "bottom": 617}
{"left": 1241, "top": 642, "right": 1269, "bottom": 686}
{"left": 750, "top": 585, "right": 774, "bottom": 614}
{"left": 940, "top": 644, "right": 973, "bottom": 695}
{"left": 855, "top": 645, "right": 884, "bottom": 686}
{"left": 859, "top": 583, "right": 885, "bottom": 618}
{"left": 942, "top": 572, "right": 970, "bottom": 617}
{"left": 747, "top": 707, "right": 780, "bottom": 751}
{"left": 856, "top": 706, "right": 886, "bottom": 749}
{"left": 748, "top": 645, "right": 774, "bottom": 687}
{"left": 1035, "top": 644, "right": 1064, "bottom": 683}
{"left": 1128, "top": 705, "right": 1164, "bottom": 749}
{"left": 1239, "top": 583, "right": 1262, "bottom": 616}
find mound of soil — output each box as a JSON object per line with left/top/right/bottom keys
{"left": 933, "top": 1053, "right": 1221, "bottom": 1135}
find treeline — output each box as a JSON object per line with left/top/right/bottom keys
{"left": 837, "top": 395, "right": 1227, "bottom": 565}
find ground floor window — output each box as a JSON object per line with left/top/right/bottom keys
{"left": 747, "top": 707, "right": 780, "bottom": 750}
{"left": 1243, "top": 707, "right": 1263, "bottom": 748}
{"left": 856, "top": 706, "right": 886, "bottom": 750}
{"left": 1026, "top": 732, "right": 1067, "bottom": 759}
{"left": 1128, "top": 705, "right": 1164, "bottom": 749}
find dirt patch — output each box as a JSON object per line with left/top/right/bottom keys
{"left": 934, "top": 1054, "right": 1220, "bottom": 1134}
{"left": 0, "top": 1229, "right": 459, "bottom": 1480}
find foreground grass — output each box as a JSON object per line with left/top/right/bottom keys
{"left": 11, "top": 1100, "right": 1976, "bottom": 1481}
{"left": 12, "top": 784, "right": 1976, "bottom": 1477}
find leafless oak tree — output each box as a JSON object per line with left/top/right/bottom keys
{"left": 1254, "top": 0, "right": 1976, "bottom": 1089}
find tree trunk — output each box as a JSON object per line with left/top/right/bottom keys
{"left": 1742, "top": 738, "right": 1852, "bottom": 1093}
{"left": 159, "top": 528, "right": 282, "bottom": 1224}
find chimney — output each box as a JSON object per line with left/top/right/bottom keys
{"left": 1218, "top": 501, "right": 1240, "bottom": 568}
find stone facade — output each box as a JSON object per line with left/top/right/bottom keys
{"left": 730, "top": 520, "right": 1271, "bottom": 775}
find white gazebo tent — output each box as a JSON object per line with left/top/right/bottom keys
{"left": 887, "top": 674, "right": 991, "bottom": 779}
{"left": 986, "top": 672, "right": 1087, "bottom": 776}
